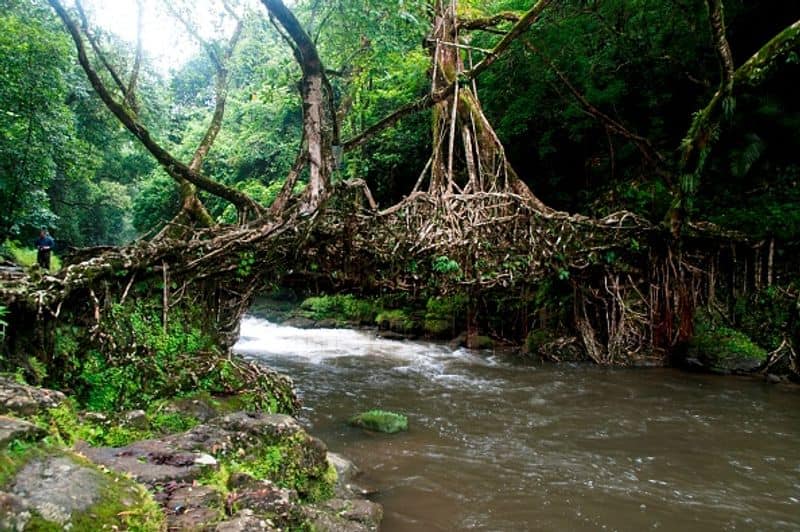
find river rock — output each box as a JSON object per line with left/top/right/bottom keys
{"left": 0, "top": 491, "right": 31, "bottom": 531}
{"left": 79, "top": 412, "right": 328, "bottom": 488}
{"left": 232, "top": 479, "right": 302, "bottom": 526}
{"left": 10, "top": 456, "right": 106, "bottom": 524}
{"left": 122, "top": 409, "right": 150, "bottom": 430}
{"left": 3, "top": 453, "right": 159, "bottom": 529}
{"left": 0, "top": 377, "right": 65, "bottom": 416}
{"left": 0, "top": 416, "right": 44, "bottom": 448}
{"left": 162, "top": 395, "right": 220, "bottom": 422}
{"left": 215, "top": 509, "right": 278, "bottom": 531}
{"left": 304, "top": 498, "right": 383, "bottom": 532}
{"left": 76, "top": 438, "right": 208, "bottom": 485}
{"left": 157, "top": 483, "right": 223, "bottom": 531}
{"left": 283, "top": 316, "right": 317, "bottom": 329}
{"left": 327, "top": 452, "right": 375, "bottom": 498}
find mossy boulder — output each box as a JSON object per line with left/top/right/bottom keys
{"left": 0, "top": 450, "right": 163, "bottom": 530}
{"left": 349, "top": 410, "right": 408, "bottom": 434}
{"left": 423, "top": 296, "right": 466, "bottom": 338}
{"left": 686, "top": 312, "right": 768, "bottom": 374}
{"left": 468, "top": 335, "right": 494, "bottom": 350}
{"left": 375, "top": 309, "right": 417, "bottom": 333}
{"left": 299, "top": 294, "right": 379, "bottom": 325}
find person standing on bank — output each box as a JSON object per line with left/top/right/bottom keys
{"left": 34, "top": 228, "right": 55, "bottom": 271}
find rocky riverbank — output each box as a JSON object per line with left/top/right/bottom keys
{"left": 249, "top": 293, "right": 796, "bottom": 381}
{"left": 0, "top": 377, "right": 382, "bottom": 531}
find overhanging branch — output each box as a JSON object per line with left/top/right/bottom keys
{"left": 49, "top": 0, "right": 264, "bottom": 219}
{"left": 342, "top": 0, "right": 553, "bottom": 151}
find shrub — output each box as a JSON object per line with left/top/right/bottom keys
{"left": 299, "top": 294, "right": 378, "bottom": 323}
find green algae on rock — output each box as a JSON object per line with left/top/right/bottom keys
{"left": 349, "top": 410, "right": 408, "bottom": 434}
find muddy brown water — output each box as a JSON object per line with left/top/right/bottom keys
{"left": 235, "top": 317, "right": 800, "bottom": 531}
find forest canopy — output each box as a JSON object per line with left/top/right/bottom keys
{"left": 1, "top": 0, "right": 798, "bottom": 249}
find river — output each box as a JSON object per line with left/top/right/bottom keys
{"left": 234, "top": 316, "right": 800, "bottom": 531}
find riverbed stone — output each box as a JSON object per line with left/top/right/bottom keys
{"left": 76, "top": 438, "right": 208, "bottom": 485}
{"left": 3, "top": 452, "right": 162, "bottom": 529}
{"left": 215, "top": 509, "right": 278, "bottom": 531}
{"left": 162, "top": 395, "right": 220, "bottom": 422}
{"left": 159, "top": 483, "right": 224, "bottom": 531}
{"left": 0, "top": 491, "right": 32, "bottom": 531}
{"left": 283, "top": 316, "right": 317, "bottom": 329}
{"left": 303, "top": 497, "right": 383, "bottom": 532}
{"left": 0, "top": 416, "right": 44, "bottom": 448}
{"left": 9, "top": 455, "right": 103, "bottom": 524}
{"left": 326, "top": 452, "right": 376, "bottom": 498}
{"left": 0, "top": 377, "right": 66, "bottom": 416}
{"left": 233, "top": 479, "right": 301, "bottom": 525}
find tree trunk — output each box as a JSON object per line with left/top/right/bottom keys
{"left": 261, "top": 0, "right": 336, "bottom": 214}
{"left": 671, "top": 11, "right": 800, "bottom": 238}
{"left": 426, "top": 0, "right": 549, "bottom": 210}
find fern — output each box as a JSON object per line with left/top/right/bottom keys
{"left": 730, "top": 133, "right": 765, "bottom": 177}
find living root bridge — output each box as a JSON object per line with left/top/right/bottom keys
{"left": 0, "top": 186, "right": 756, "bottom": 368}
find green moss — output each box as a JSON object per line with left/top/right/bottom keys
{"left": 148, "top": 410, "right": 200, "bottom": 434}
{"left": 304, "top": 462, "right": 337, "bottom": 503}
{"left": 526, "top": 329, "right": 554, "bottom": 353}
{"left": 375, "top": 309, "right": 417, "bottom": 332}
{"left": 2, "top": 449, "right": 165, "bottom": 531}
{"left": 349, "top": 410, "right": 408, "bottom": 434}
{"left": 21, "top": 513, "right": 63, "bottom": 531}
{"left": 35, "top": 400, "right": 199, "bottom": 449}
{"left": 689, "top": 311, "right": 767, "bottom": 373}
{"left": 0, "top": 440, "right": 38, "bottom": 487}
{"left": 299, "top": 294, "right": 379, "bottom": 324}
{"left": 423, "top": 295, "right": 466, "bottom": 337}
{"left": 70, "top": 478, "right": 165, "bottom": 532}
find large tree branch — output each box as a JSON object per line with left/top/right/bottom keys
{"left": 671, "top": 17, "right": 800, "bottom": 237}
{"left": 706, "top": 0, "right": 735, "bottom": 93}
{"left": 75, "top": 0, "right": 129, "bottom": 100}
{"left": 124, "top": 0, "right": 144, "bottom": 113}
{"left": 261, "top": 0, "right": 336, "bottom": 212}
{"left": 163, "top": 0, "right": 224, "bottom": 70}
{"left": 342, "top": 0, "right": 553, "bottom": 151}
{"left": 459, "top": 12, "right": 520, "bottom": 31}
{"left": 49, "top": 0, "right": 264, "bottom": 220}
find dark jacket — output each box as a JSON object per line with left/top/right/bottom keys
{"left": 35, "top": 235, "right": 55, "bottom": 250}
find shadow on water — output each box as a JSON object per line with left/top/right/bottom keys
{"left": 235, "top": 317, "right": 800, "bottom": 531}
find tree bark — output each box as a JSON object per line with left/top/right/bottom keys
{"left": 261, "top": 0, "right": 336, "bottom": 214}
{"left": 159, "top": 4, "right": 246, "bottom": 231}
{"left": 424, "top": 0, "right": 549, "bottom": 210}
{"left": 341, "top": 0, "right": 551, "bottom": 153}
{"left": 671, "top": 16, "right": 800, "bottom": 237}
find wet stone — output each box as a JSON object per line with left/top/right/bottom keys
{"left": 0, "top": 377, "right": 66, "bottom": 416}
{"left": 0, "top": 416, "right": 44, "bottom": 448}
{"left": 76, "top": 439, "right": 207, "bottom": 486}
{"left": 8, "top": 455, "right": 104, "bottom": 525}
{"left": 215, "top": 509, "right": 278, "bottom": 531}
{"left": 161, "top": 484, "right": 223, "bottom": 531}
{"left": 0, "top": 491, "right": 32, "bottom": 531}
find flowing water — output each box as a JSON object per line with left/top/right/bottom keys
{"left": 235, "top": 316, "right": 800, "bottom": 531}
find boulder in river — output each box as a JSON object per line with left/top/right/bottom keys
{"left": 348, "top": 410, "right": 408, "bottom": 434}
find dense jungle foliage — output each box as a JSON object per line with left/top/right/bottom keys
{"left": 1, "top": 0, "right": 797, "bottom": 251}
